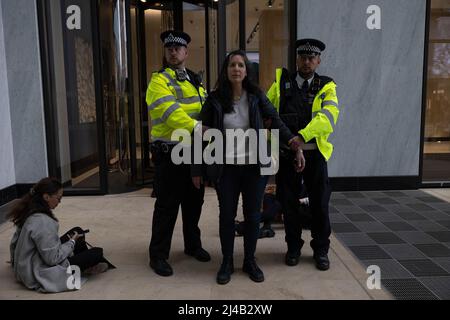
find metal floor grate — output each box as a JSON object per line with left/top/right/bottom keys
{"left": 348, "top": 245, "right": 391, "bottom": 260}
{"left": 419, "top": 277, "right": 450, "bottom": 300}
{"left": 414, "top": 244, "right": 450, "bottom": 258}
{"left": 398, "top": 259, "right": 449, "bottom": 277}
{"left": 381, "top": 279, "right": 439, "bottom": 300}
{"left": 334, "top": 190, "right": 450, "bottom": 299}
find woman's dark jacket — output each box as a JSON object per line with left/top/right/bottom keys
{"left": 191, "top": 90, "right": 295, "bottom": 182}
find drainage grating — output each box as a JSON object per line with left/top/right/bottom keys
{"left": 353, "top": 221, "right": 390, "bottom": 232}
{"left": 331, "top": 199, "right": 353, "bottom": 206}
{"left": 398, "top": 259, "right": 449, "bottom": 277}
{"left": 421, "top": 211, "right": 450, "bottom": 221}
{"left": 334, "top": 233, "right": 376, "bottom": 246}
{"left": 367, "top": 211, "right": 404, "bottom": 222}
{"left": 382, "top": 221, "right": 417, "bottom": 232}
{"left": 416, "top": 196, "right": 446, "bottom": 204}
{"left": 407, "top": 203, "right": 435, "bottom": 212}
{"left": 419, "top": 277, "right": 450, "bottom": 300}
{"left": 383, "top": 204, "right": 411, "bottom": 213}
{"left": 342, "top": 192, "right": 366, "bottom": 198}
{"left": 381, "top": 279, "right": 438, "bottom": 300}
{"left": 331, "top": 223, "right": 361, "bottom": 233}
{"left": 362, "top": 259, "right": 413, "bottom": 279}
{"left": 436, "top": 220, "right": 450, "bottom": 229}
{"left": 367, "top": 232, "right": 406, "bottom": 244}
{"left": 348, "top": 198, "right": 377, "bottom": 206}
{"left": 414, "top": 244, "right": 450, "bottom": 258}
{"left": 334, "top": 205, "right": 366, "bottom": 214}
{"left": 433, "top": 258, "right": 450, "bottom": 273}
{"left": 382, "top": 191, "right": 407, "bottom": 197}
{"left": 392, "top": 211, "right": 426, "bottom": 221}
{"left": 359, "top": 205, "right": 388, "bottom": 213}
{"left": 382, "top": 244, "right": 427, "bottom": 260}
{"left": 373, "top": 198, "right": 400, "bottom": 205}
{"left": 396, "top": 231, "right": 439, "bottom": 244}
{"left": 333, "top": 190, "right": 450, "bottom": 300}
{"left": 345, "top": 214, "right": 375, "bottom": 222}
{"left": 348, "top": 245, "right": 391, "bottom": 260}
{"left": 329, "top": 214, "right": 349, "bottom": 223}
{"left": 408, "top": 220, "right": 447, "bottom": 232}
{"left": 426, "top": 231, "right": 450, "bottom": 242}
{"left": 428, "top": 203, "right": 450, "bottom": 211}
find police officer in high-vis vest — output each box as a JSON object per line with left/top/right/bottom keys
{"left": 146, "top": 30, "right": 210, "bottom": 277}
{"left": 267, "top": 38, "right": 339, "bottom": 271}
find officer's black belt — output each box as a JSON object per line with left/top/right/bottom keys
{"left": 150, "top": 141, "right": 177, "bottom": 154}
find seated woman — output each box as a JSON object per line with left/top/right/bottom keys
{"left": 8, "top": 177, "right": 112, "bottom": 293}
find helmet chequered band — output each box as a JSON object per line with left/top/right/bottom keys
{"left": 164, "top": 33, "right": 187, "bottom": 46}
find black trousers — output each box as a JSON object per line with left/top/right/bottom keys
{"left": 60, "top": 227, "right": 104, "bottom": 272}
{"left": 276, "top": 150, "right": 331, "bottom": 254}
{"left": 216, "top": 165, "right": 265, "bottom": 260}
{"left": 149, "top": 150, "right": 205, "bottom": 260}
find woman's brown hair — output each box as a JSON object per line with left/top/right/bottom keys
{"left": 7, "top": 177, "right": 62, "bottom": 227}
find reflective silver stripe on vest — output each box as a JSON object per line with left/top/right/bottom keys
{"left": 312, "top": 109, "right": 336, "bottom": 128}
{"left": 322, "top": 100, "right": 338, "bottom": 108}
{"left": 152, "top": 103, "right": 180, "bottom": 126}
{"left": 321, "top": 108, "right": 336, "bottom": 127}
{"left": 179, "top": 96, "right": 201, "bottom": 105}
{"left": 161, "top": 72, "right": 183, "bottom": 99}
{"left": 148, "top": 96, "right": 176, "bottom": 111}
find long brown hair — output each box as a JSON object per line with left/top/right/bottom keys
{"left": 7, "top": 177, "right": 62, "bottom": 227}
{"left": 214, "top": 50, "right": 261, "bottom": 113}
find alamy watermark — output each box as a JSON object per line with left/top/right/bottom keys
{"left": 367, "top": 5, "right": 381, "bottom": 30}
{"left": 66, "top": 265, "right": 81, "bottom": 290}
{"left": 169, "top": 125, "right": 280, "bottom": 176}
{"left": 66, "top": 5, "right": 81, "bottom": 30}
{"left": 366, "top": 265, "right": 381, "bottom": 290}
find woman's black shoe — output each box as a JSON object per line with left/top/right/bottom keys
{"left": 216, "top": 257, "right": 234, "bottom": 285}
{"left": 242, "top": 259, "right": 264, "bottom": 282}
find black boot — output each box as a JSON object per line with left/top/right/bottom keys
{"left": 216, "top": 257, "right": 234, "bottom": 285}
{"left": 242, "top": 259, "right": 264, "bottom": 283}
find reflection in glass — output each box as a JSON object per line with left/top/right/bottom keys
{"left": 47, "top": 0, "right": 101, "bottom": 189}
{"left": 423, "top": 6, "right": 450, "bottom": 182}
{"left": 245, "top": 0, "right": 288, "bottom": 91}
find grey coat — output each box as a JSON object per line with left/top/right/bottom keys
{"left": 10, "top": 213, "right": 75, "bottom": 293}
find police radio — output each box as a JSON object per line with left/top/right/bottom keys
{"left": 310, "top": 78, "right": 322, "bottom": 95}
{"left": 175, "top": 69, "right": 188, "bottom": 81}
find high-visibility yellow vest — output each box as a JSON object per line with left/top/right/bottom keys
{"left": 267, "top": 68, "right": 340, "bottom": 161}
{"left": 146, "top": 67, "right": 207, "bottom": 142}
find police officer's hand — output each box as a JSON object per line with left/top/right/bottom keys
{"left": 288, "top": 136, "right": 304, "bottom": 152}
{"left": 295, "top": 149, "right": 306, "bottom": 173}
{"left": 192, "top": 176, "right": 203, "bottom": 189}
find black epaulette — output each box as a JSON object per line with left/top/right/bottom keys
{"left": 310, "top": 75, "right": 334, "bottom": 95}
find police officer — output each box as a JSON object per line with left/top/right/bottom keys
{"left": 146, "top": 30, "right": 210, "bottom": 277}
{"left": 267, "top": 38, "right": 339, "bottom": 271}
